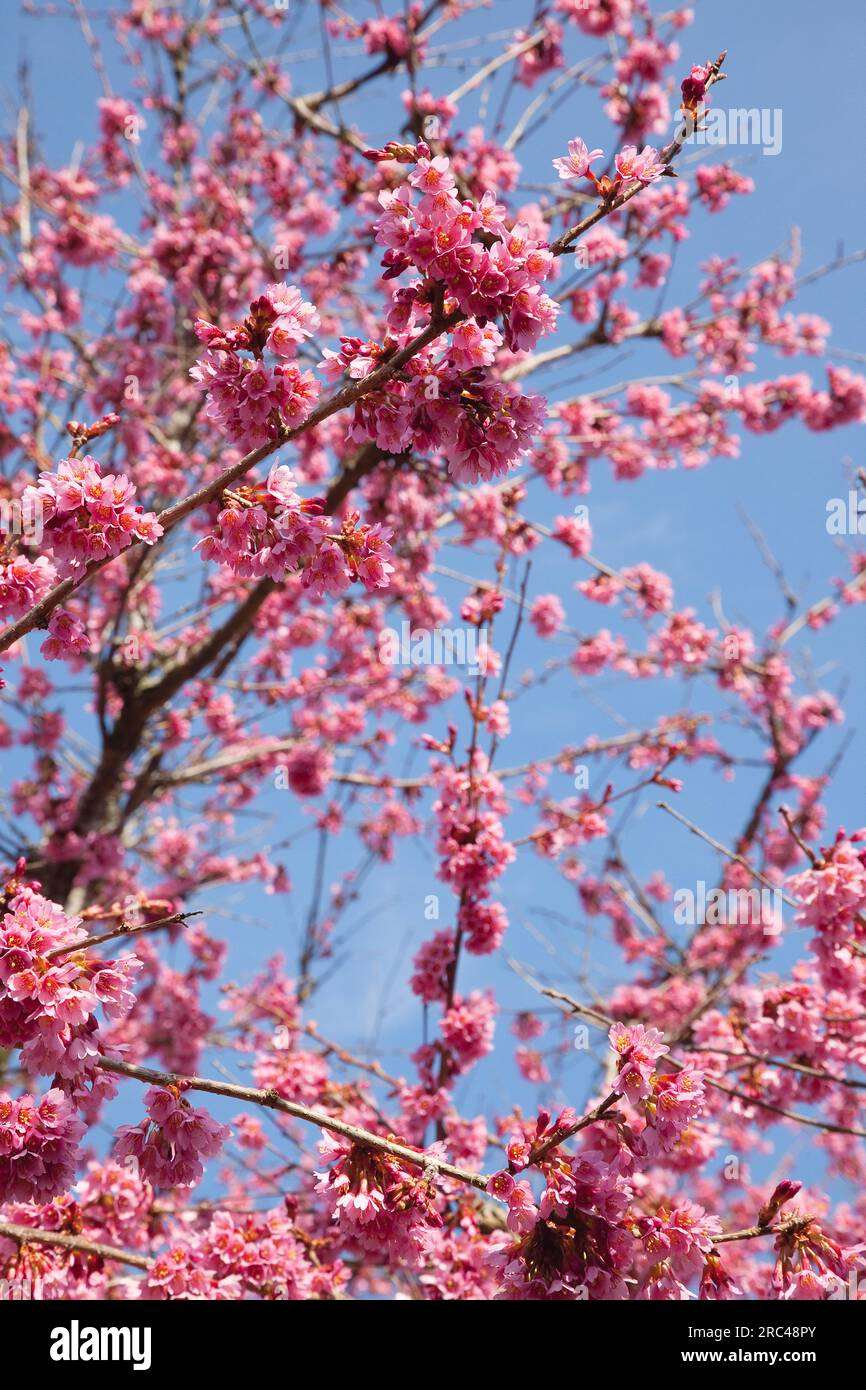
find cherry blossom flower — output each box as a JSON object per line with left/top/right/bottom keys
{"left": 0, "top": 1088, "right": 84, "bottom": 1203}
{"left": 115, "top": 1086, "right": 229, "bottom": 1188}
{"left": 552, "top": 137, "right": 604, "bottom": 181}
{"left": 614, "top": 144, "right": 667, "bottom": 189}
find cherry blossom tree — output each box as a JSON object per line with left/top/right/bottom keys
{"left": 0, "top": 0, "right": 864, "bottom": 1303}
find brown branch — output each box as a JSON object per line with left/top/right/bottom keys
{"left": 688, "top": 1046, "right": 866, "bottom": 1092}
{"left": 445, "top": 29, "right": 547, "bottom": 105}
{"left": 44, "top": 910, "right": 199, "bottom": 961}
{"left": 548, "top": 52, "right": 727, "bottom": 257}
{"left": 0, "top": 47, "right": 727, "bottom": 660}
{"left": 775, "top": 568, "right": 866, "bottom": 648}
{"left": 0, "top": 316, "right": 456, "bottom": 656}
{"left": 99, "top": 1057, "right": 490, "bottom": 1192}
{"left": 537, "top": 986, "right": 866, "bottom": 1141}
{"left": 712, "top": 1219, "right": 802, "bottom": 1247}
{"left": 524, "top": 1089, "right": 622, "bottom": 1168}
{"left": 0, "top": 1220, "right": 152, "bottom": 1271}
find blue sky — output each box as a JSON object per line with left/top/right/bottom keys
{"left": 1, "top": 1, "right": 864, "bottom": 1203}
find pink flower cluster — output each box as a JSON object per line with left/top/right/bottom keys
{"left": 487, "top": 1092, "right": 735, "bottom": 1300}
{"left": 406, "top": 750, "right": 513, "bottom": 1098}
{"left": 773, "top": 1217, "right": 864, "bottom": 1300}
{"left": 696, "top": 163, "right": 755, "bottom": 213}
{"left": 614, "top": 143, "right": 667, "bottom": 189}
{"left": 681, "top": 62, "right": 711, "bottom": 110}
{"left": 553, "top": 136, "right": 666, "bottom": 194}
{"left": 609, "top": 1020, "right": 667, "bottom": 1099}
{"left": 40, "top": 609, "right": 90, "bottom": 662}
{"left": 191, "top": 284, "right": 320, "bottom": 450}
{"left": 488, "top": 1142, "right": 634, "bottom": 1299}
{"left": 644, "top": 1066, "right": 706, "bottom": 1153}
{"left": 147, "top": 1207, "right": 338, "bottom": 1300}
{"left": 196, "top": 463, "right": 394, "bottom": 597}
{"left": 610, "top": 1022, "right": 706, "bottom": 1153}
{"left": 434, "top": 764, "right": 515, "bottom": 901}
{"left": 374, "top": 148, "right": 559, "bottom": 353}
{"left": 346, "top": 353, "right": 548, "bottom": 483}
{"left": 788, "top": 833, "right": 866, "bottom": 936}
{"left": 97, "top": 96, "right": 140, "bottom": 183}
{"left": 439, "top": 989, "right": 497, "bottom": 1071}
{"left": 283, "top": 744, "right": 334, "bottom": 798}
{"left": 75, "top": 1157, "right": 153, "bottom": 1248}
{"left": 23, "top": 456, "right": 162, "bottom": 576}
{"left": 0, "top": 554, "right": 55, "bottom": 622}
{"left": 637, "top": 1200, "right": 722, "bottom": 1279}
{"left": 0, "top": 883, "right": 139, "bottom": 1081}
{"left": 115, "top": 1085, "right": 229, "bottom": 1188}
{"left": 411, "top": 928, "right": 456, "bottom": 1004}
{"left": 315, "top": 1131, "right": 442, "bottom": 1262}
{"left": 556, "top": 0, "right": 634, "bottom": 38}
{"left": 788, "top": 832, "right": 866, "bottom": 981}
{"left": 486, "top": 1169, "right": 538, "bottom": 1232}
{"left": 0, "top": 1088, "right": 84, "bottom": 1203}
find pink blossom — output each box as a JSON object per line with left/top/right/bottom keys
{"left": 553, "top": 138, "right": 604, "bottom": 181}
{"left": 614, "top": 144, "right": 666, "bottom": 188}
{"left": 115, "top": 1086, "right": 229, "bottom": 1188}
{"left": 0, "top": 1088, "right": 84, "bottom": 1203}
